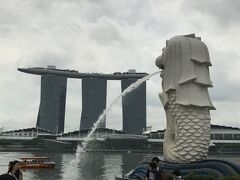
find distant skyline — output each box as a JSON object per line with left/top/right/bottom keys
{"left": 1, "top": 0, "right": 240, "bottom": 132}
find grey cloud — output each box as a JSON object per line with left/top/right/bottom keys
{"left": 183, "top": 0, "right": 240, "bottom": 26}
{"left": 147, "top": 94, "right": 162, "bottom": 106}
{"left": 16, "top": 52, "right": 73, "bottom": 69}
{"left": 210, "top": 76, "right": 240, "bottom": 102}
{"left": 31, "top": 53, "right": 72, "bottom": 68}
{"left": 147, "top": 105, "right": 166, "bottom": 130}
{"left": 78, "top": 0, "right": 152, "bottom": 25}
{"left": 209, "top": 49, "right": 240, "bottom": 102}
{"left": 87, "top": 17, "right": 124, "bottom": 47}
{"left": 211, "top": 101, "right": 240, "bottom": 127}
{"left": 0, "top": 24, "right": 15, "bottom": 38}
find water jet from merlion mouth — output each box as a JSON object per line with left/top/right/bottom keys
{"left": 62, "top": 71, "right": 160, "bottom": 179}
{"left": 82, "top": 70, "right": 160, "bottom": 149}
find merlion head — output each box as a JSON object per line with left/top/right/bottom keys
{"left": 156, "top": 34, "right": 215, "bottom": 109}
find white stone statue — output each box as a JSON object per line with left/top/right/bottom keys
{"left": 156, "top": 34, "right": 215, "bottom": 163}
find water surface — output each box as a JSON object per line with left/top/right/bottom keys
{"left": 0, "top": 152, "right": 239, "bottom": 180}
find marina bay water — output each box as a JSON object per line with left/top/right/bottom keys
{"left": 0, "top": 152, "right": 240, "bottom": 180}
{"left": 0, "top": 152, "right": 150, "bottom": 180}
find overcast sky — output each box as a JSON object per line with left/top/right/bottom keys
{"left": 0, "top": 0, "right": 240, "bottom": 132}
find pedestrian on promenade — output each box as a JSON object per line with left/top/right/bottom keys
{"left": 7, "top": 161, "right": 23, "bottom": 180}
{"left": 145, "top": 157, "right": 167, "bottom": 180}
{"left": 172, "top": 170, "right": 183, "bottom": 180}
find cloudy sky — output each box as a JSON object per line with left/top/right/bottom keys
{"left": 0, "top": 0, "right": 240, "bottom": 132}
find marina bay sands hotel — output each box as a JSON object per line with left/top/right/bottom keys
{"left": 18, "top": 66, "right": 148, "bottom": 135}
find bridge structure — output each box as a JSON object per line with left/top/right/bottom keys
{"left": 18, "top": 66, "right": 148, "bottom": 135}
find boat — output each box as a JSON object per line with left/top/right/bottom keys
{"left": 19, "top": 157, "right": 55, "bottom": 168}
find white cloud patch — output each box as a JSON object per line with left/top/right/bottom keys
{"left": 211, "top": 101, "right": 240, "bottom": 128}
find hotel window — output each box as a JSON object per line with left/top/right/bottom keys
{"left": 152, "top": 133, "right": 158, "bottom": 139}
{"left": 215, "top": 134, "right": 224, "bottom": 140}
{"left": 233, "top": 134, "right": 240, "bottom": 140}
{"left": 224, "top": 134, "right": 233, "bottom": 140}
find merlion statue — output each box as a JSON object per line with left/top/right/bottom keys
{"left": 156, "top": 34, "right": 215, "bottom": 163}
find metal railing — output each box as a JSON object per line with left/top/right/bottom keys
{"left": 0, "top": 136, "right": 34, "bottom": 140}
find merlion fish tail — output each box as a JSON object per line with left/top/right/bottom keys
{"left": 162, "top": 90, "right": 211, "bottom": 163}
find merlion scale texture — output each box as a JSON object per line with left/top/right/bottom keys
{"left": 156, "top": 34, "right": 215, "bottom": 163}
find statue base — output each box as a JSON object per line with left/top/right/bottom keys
{"left": 116, "top": 159, "right": 240, "bottom": 180}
